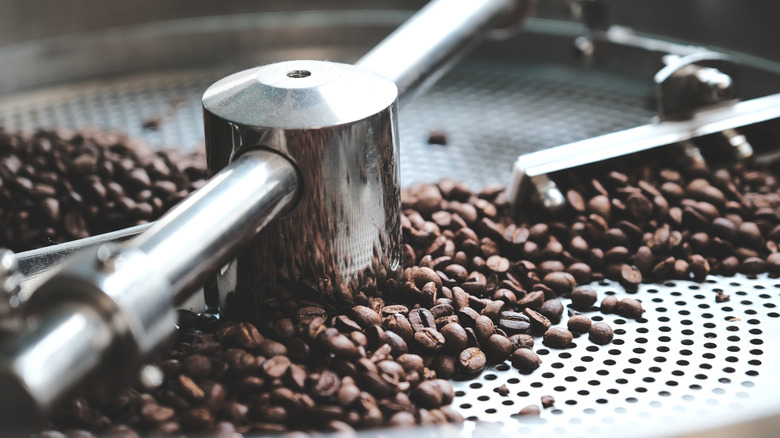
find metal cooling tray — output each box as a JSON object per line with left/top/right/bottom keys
{"left": 2, "top": 5, "right": 780, "bottom": 438}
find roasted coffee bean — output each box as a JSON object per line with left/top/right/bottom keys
{"left": 615, "top": 298, "right": 644, "bottom": 319}
{"left": 542, "top": 271, "right": 576, "bottom": 297}
{"left": 567, "top": 314, "right": 592, "bottom": 334}
{"left": 411, "top": 380, "right": 454, "bottom": 409}
{"left": 351, "top": 305, "right": 381, "bottom": 328}
{"left": 458, "top": 347, "right": 487, "bottom": 374}
{"left": 741, "top": 256, "right": 767, "bottom": 275}
{"left": 509, "top": 333, "right": 535, "bottom": 350}
{"left": 262, "top": 355, "right": 291, "bottom": 379}
{"left": 413, "top": 327, "right": 445, "bottom": 351}
{"left": 523, "top": 308, "right": 551, "bottom": 334}
{"left": 383, "top": 314, "right": 414, "bottom": 341}
{"left": 182, "top": 355, "right": 212, "bottom": 380}
{"left": 589, "top": 322, "right": 614, "bottom": 345}
{"left": 474, "top": 315, "right": 495, "bottom": 341}
{"left": 498, "top": 311, "right": 531, "bottom": 335}
{"left": 409, "top": 308, "right": 436, "bottom": 331}
{"left": 516, "top": 290, "right": 545, "bottom": 310}
{"left": 541, "top": 395, "right": 555, "bottom": 408}
{"left": 566, "top": 262, "right": 593, "bottom": 284}
{"left": 600, "top": 295, "right": 618, "bottom": 314}
{"left": 384, "top": 331, "right": 409, "bottom": 356}
{"left": 382, "top": 305, "right": 409, "bottom": 316}
{"left": 297, "top": 306, "right": 327, "bottom": 324}
{"left": 510, "top": 348, "right": 541, "bottom": 371}
{"left": 456, "top": 307, "right": 480, "bottom": 328}
{"left": 618, "top": 264, "right": 643, "bottom": 290}
{"left": 484, "top": 334, "right": 514, "bottom": 362}
{"left": 538, "top": 299, "right": 564, "bottom": 323}
{"left": 569, "top": 286, "right": 597, "bottom": 310}
{"left": 543, "top": 327, "right": 573, "bottom": 349}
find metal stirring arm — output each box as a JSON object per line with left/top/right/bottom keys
{"left": 0, "top": 0, "right": 528, "bottom": 425}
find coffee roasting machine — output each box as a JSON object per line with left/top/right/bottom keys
{"left": 1, "top": 1, "right": 780, "bottom": 436}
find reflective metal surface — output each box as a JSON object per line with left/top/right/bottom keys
{"left": 202, "top": 60, "right": 400, "bottom": 315}
{"left": 508, "top": 92, "right": 780, "bottom": 217}
{"left": 0, "top": 149, "right": 299, "bottom": 422}
{"left": 357, "top": 0, "right": 519, "bottom": 105}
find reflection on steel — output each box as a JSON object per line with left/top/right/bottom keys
{"left": 654, "top": 52, "right": 737, "bottom": 120}
{"left": 202, "top": 60, "right": 401, "bottom": 317}
{"left": 509, "top": 92, "right": 780, "bottom": 216}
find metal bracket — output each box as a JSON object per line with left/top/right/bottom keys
{"left": 508, "top": 92, "right": 780, "bottom": 217}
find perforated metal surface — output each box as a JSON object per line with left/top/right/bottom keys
{"left": 1, "top": 51, "right": 779, "bottom": 437}
{"left": 453, "top": 274, "right": 780, "bottom": 438}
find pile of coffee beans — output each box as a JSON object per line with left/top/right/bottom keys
{"left": 0, "top": 128, "right": 207, "bottom": 252}
{"left": 8, "top": 126, "right": 777, "bottom": 436}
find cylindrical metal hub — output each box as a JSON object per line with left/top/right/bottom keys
{"left": 202, "top": 60, "right": 401, "bottom": 315}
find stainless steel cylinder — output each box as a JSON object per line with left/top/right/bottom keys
{"left": 202, "top": 60, "right": 401, "bottom": 315}
{"left": 0, "top": 149, "right": 299, "bottom": 424}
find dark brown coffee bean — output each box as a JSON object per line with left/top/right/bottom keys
{"left": 516, "top": 290, "right": 545, "bottom": 310}
{"left": 256, "top": 339, "right": 287, "bottom": 358}
{"left": 538, "top": 299, "right": 564, "bottom": 324}
{"left": 262, "top": 355, "right": 291, "bottom": 379}
{"left": 541, "top": 395, "right": 555, "bottom": 408}
{"left": 589, "top": 322, "right": 615, "bottom": 345}
{"left": 523, "top": 308, "right": 551, "bottom": 334}
{"left": 600, "top": 295, "right": 618, "bottom": 314}
{"left": 474, "top": 315, "right": 495, "bottom": 341}
{"left": 570, "top": 286, "right": 597, "bottom": 310}
{"left": 615, "top": 298, "right": 644, "bottom": 319}
{"left": 496, "top": 384, "right": 510, "bottom": 396}
{"left": 328, "top": 314, "right": 359, "bottom": 334}
{"left": 567, "top": 314, "right": 592, "bottom": 334}
{"left": 509, "top": 333, "right": 535, "bottom": 350}
{"left": 543, "top": 327, "right": 573, "bottom": 349}
{"left": 626, "top": 192, "right": 653, "bottom": 220}
{"left": 498, "top": 311, "right": 531, "bottom": 335}
{"left": 384, "top": 330, "right": 408, "bottom": 356}
{"left": 566, "top": 189, "right": 586, "bottom": 213}
{"left": 182, "top": 355, "right": 212, "bottom": 380}
{"left": 767, "top": 252, "right": 780, "bottom": 275}
{"left": 438, "top": 322, "right": 467, "bottom": 353}
{"left": 428, "top": 304, "right": 453, "bottom": 321}
{"left": 741, "top": 256, "right": 767, "bottom": 274}
{"left": 383, "top": 312, "right": 413, "bottom": 341}
{"left": 485, "top": 255, "right": 510, "bottom": 273}
{"left": 351, "top": 305, "right": 381, "bottom": 328}
{"left": 511, "top": 348, "right": 541, "bottom": 371}
{"left": 411, "top": 266, "right": 442, "bottom": 290}
{"left": 297, "top": 306, "right": 327, "bottom": 324}
{"left": 382, "top": 305, "right": 409, "bottom": 316}
{"left": 686, "top": 178, "right": 725, "bottom": 208}
{"left": 484, "top": 334, "right": 514, "bottom": 362}
{"left": 322, "top": 332, "right": 360, "bottom": 359}
{"left": 542, "top": 271, "right": 576, "bottom": 297}
{"left": 458, "top": 347, "right": 487, "bottom": 374}
{"left": 618, "top": 264, "right": 643, "bottom": 290}
{"left": 455, "top": 306, "right": 479, "bottom": 328}
{"left": 588, "top": 195, "right": 612, "bottom": 221}
{"left": 409, "top": 308, "right": 436, "bottom": 331}
{"left": 411, "top": 379, "right": 453, "bottom": 409}
{"left": 566, "top": 262, "right": 593, "bottom": 284}
{"left": 414, "top": 327, "right": 445, "bottom": 351}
